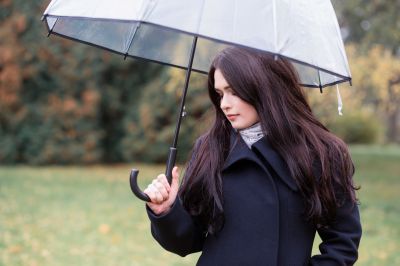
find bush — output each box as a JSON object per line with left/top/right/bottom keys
{"left": 327, "top": 111, "right": 382, "bottom": 144}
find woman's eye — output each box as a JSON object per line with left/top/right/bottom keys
{"left": 226, "top": 88, "right": 236, "bottom": 96}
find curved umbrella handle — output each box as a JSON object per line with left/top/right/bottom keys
{"left": 129, "top": 147, "right": 177, "bottom": 202}
{"left": 129, "top": 169, "right": 151, "bottom": 202}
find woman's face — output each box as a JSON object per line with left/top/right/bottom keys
{"left": 214, "top": 69, "right": 259, "bottom": 130}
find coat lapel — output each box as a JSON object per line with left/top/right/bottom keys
{"left": 222, "top": 133, "right": 262, "bottom": 171}
{"left": 222, "top": 131, "right": 298, "bottom": 191}
{"left": 252, "top": 138, "right": 299, "bottom": 191}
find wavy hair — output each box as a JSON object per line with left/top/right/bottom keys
{"left": 179, "top": 47, "right": 358, "bottom": 234}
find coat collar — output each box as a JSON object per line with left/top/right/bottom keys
{"left": 223, "top": 133, "right": 260, "bottom": 170}
{"left": 223, "top": 131, "right": 298, "bottom": 191}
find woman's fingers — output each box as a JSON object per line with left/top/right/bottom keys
{"left": 145, "top": 168, "right": 180, "bottom": 215}
{"left": 145, "top": 167, "right": 180, "bottom": 204}
{"left": 143, "top": 186, "right": 158, "bottom": 203}
{"left": 152, "top": 179, "right": 169, "bottom": 200}
{"left": 171, "top": 166, "right": 180, "bottom": 192}
{"left": 157, "top": 174, "right": 171, "bottom": 192}
{"left": 144, "top": 176, "right": 171, "bottom": 204}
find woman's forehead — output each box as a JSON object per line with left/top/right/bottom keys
{"left": 214, "top": 69, "right": 230, "bottom": 90}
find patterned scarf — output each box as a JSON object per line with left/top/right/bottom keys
{"left": 238, "top": 122, "right": 264, "bottom": 148}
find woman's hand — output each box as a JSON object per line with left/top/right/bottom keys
{"left": 144, "top": 166, "right": 180, "bottom": 215}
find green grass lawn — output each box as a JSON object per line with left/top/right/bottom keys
{"left": 1, "top": 145, "right": 399, "bottom": 265}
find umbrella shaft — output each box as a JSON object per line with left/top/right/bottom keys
{"left": 171, "top": 36, "right": 198, "bottom": 148}
{"left": 164, "top": 36, "right": 198, "bottom": 183}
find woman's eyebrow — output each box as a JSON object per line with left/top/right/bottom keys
{"left": 214, "top": 85, "right": 231, "bottom": 91}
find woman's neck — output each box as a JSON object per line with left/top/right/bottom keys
{"left": 238, "top": 122, "right": 264, "bottom": 148}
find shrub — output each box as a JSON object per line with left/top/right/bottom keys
{"left": 327, "top": 111, "right": 382, "bottom": 144}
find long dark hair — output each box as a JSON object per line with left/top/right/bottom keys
{"left": 179, "top": 47, "right": 358, "bottom": 234}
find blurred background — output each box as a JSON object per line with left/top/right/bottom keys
{"left": 0, "top": 0, "right": 399, "bottom": 265}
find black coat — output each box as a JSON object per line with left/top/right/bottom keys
{"left": 146, "top": 133, "right": 362, "bottom": 265}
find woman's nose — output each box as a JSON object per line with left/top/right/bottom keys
{"left": 220, "top": 94, "right": 231, "bottom": 111}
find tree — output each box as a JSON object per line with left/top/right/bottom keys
{"left": 333, "top": 0, "right": 400, "bottom": 54}
{"left": 0, "top": 0, "right": 163, "bottom": 164}
{"left": 0, "top": 9, "right": 26, "bottom": 162}
{"left": 120, "top": 68, "right": 211, "bottom": 163}
{"left": 347, "top": 44, "right": 400, "bottom": 142}
{"left": 332, "top": 0, "right": 400, "bottom": 142}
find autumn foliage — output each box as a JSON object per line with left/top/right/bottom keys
{"left": 0, "top": 1, "right": 399, "bottom": 164}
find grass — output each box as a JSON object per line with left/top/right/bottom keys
{"left": 347, "top": 145, "right": 400, "bottom": 265}
{"left": 1, "top": 145, "right": 399, "bottom": 265}
{"left": 0, "top": 164, "right": 199, "bottom": 266}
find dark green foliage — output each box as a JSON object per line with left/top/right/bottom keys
{"left": 98, "top": 59, "right": 162, "bottom": 163}
{"left": 120, "top": 70, "right": 210, "bottom": 163}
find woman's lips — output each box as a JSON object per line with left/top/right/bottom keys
{"left": 226, "top": 114, "right": 238, "bottom": 121}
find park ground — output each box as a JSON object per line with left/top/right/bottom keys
{"left": 1, "top": 145, "right": 399, "bottom": 265}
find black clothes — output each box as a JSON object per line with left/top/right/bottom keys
{"left": 146, "top": 134, "right": 362, "bottom": 265}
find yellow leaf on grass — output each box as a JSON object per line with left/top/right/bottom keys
{"left": 7, "top": 245, "right": 22, "bottom": 253}
{"left": 98, "top": 224, "right": 110, "bottom": 234}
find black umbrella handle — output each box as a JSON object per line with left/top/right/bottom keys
{"left": 130, "top": 37, "right": 196, "bottom": 203}
{"left": 129, "top": 147, "right": 177, "bottom": 202}
{"left": 129, "top": 169, "right": 150, "bottom": 201}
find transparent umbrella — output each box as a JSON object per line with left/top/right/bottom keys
{"left": 42, "top": 0, "right": 351, "bottom": 201}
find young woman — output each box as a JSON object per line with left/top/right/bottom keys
{"left": 143, "top": 47, "right": 362, "bottom": 265}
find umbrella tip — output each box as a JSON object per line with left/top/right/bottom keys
{"left": 319, "top": 84, "right": 323, "bottom": 94}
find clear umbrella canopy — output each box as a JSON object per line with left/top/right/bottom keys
{"left": 43, "top": 0, "right": 351, "bottom": 88}
{"left": 43, "top": 0, "right": 351, "bottom": 202}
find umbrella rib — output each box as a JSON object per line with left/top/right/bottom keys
{"left": 318, "top": 70, "right": 323, "bottom": 93}
{"left": 195, "top": 0, "right": 207, "bottom": 34}
{"left": 272, "top": 0, "right": 278, "bottom": 54}
{"left": 46, "top": 16, "right": 58, "bottom": 37}
{"left": 124, "top": 23, "right": 140, "bottom": 60}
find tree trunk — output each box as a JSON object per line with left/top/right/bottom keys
{"left": 387, "top": 108, "right": 399, "bottom": 143}
{"left": 386, "top": 77, "right": 400, "bottom": 143}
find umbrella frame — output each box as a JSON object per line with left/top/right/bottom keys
{"left": 43, "top": 15, "right": 352, "bottom": 89}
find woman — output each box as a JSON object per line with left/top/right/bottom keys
{"left": 144, "top": 47, "right": 362, "bottom": 265}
